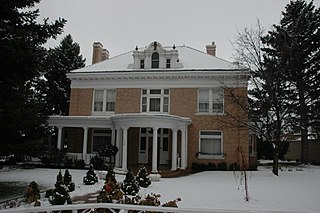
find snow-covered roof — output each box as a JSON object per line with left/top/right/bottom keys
{"left": 71, "top": 45, "right": 243, "bottom": 73}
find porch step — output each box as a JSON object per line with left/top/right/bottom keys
{"left": 159, "top": 168, "right": 190, "bottom": 178}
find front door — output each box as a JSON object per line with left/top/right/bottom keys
{"left": 138, "top": 128, "right": 169, "bottom": 165}
{"left": 159, "top": 128, "right": 169, "bottom": 165}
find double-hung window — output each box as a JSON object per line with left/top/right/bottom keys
{"left": 93, "top": 89, "right": 116, "bottom": 115}
{"left": 141, "top": 89, "right": 169, "bottom": 113}
{"left": 198, "top": 88, "right": 224, "bottom": 114}
{"left": 199, "top": 131, "right": 223, "bottom": 158}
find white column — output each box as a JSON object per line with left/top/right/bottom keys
{"left": 115, "top": 128, "right": 121, "bottom": 168}
{"left": 181, "top": 128, "right": 187, "bottom": 169}
{"left": 171, "top": 129, "right": 178, "bottom": 171}
{"left": 122, "top": 127, "right": 128, "bottom": 171}
{"left": 82, "top": 126, "right": 88, "bottom": 163}
{"left": 57, "top": 126, "right": 63, "bottom": 150}
{"left": 111, "top": 127, "right": 116, "bottom": 146}
{"left": 152, "top": 127, "right": 159, "bottom": 173}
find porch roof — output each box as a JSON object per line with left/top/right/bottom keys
{"left": 48, "top": 114, "right": 192, "bottom": 130}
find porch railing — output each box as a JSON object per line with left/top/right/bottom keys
{"left": 0, "top": 203, "right": 299, "bottom": 213}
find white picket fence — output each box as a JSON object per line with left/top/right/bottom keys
{"left": 0, "top": 203, "right": 300, "bottom": 213}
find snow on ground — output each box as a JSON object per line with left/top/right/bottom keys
{"left": 0, "top": 165, "right": 320, "bottom": 212}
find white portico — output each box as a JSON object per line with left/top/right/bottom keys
{"left": 49, "top": 113, "right": 191, "bottom": 173}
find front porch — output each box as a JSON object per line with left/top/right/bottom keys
{"left": 49, "top": 114, "right": 192, "bottom": 174}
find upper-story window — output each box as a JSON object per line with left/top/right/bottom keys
{"left": 141, "top": 89, "right": 169, "bottom": 113}
{"left": 140, "top": 59, "right": 144, "bottom": 69}
{"left": 93, "top": 89, "right": 116, "bottom": 114}
{"left": 198, "top": 88, "right": 224, "bottom": 114}
{"left": 151, "top": 52, "right": 159, "bottom": 68}
{"left": 166, "top": 59, "right": 171, "bottom": 68}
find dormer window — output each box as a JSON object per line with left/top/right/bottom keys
{"left": 166, "top": 59, "right": 171, "bottom": 68}
{"left": 151, "top": 52, "right": 159, "bottom": 68}
{"left": 140, "top": 59, "right": 144, "bottom": 69}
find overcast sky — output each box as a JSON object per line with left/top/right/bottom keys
{"left": 36, "top": 0, "right": 320, "bottom": 66}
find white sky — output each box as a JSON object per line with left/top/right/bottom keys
{"left": 36, "top": 0, "right": 320, "bottom": 66}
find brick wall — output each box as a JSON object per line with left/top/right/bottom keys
{"left": 115, "top": 88, "right": 141, "bottom": 113}
{"left": 69, "top": 88, "right": 93, "bottom": 116}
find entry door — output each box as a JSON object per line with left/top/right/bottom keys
{"left": 159, "top": 128, "right": 169, "bottom": 165}
{"left": 138, "top": 128, "right": 149, "bottom": 164}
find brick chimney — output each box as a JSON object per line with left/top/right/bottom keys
{"left": 206, "top": 41, "right": 216, "bottom": 57}
{"left": 92, "top": 42, "right": 109, "bottom": 64}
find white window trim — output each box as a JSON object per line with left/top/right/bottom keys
{"left": 196, "top": 88, "right": 224, "bottom": 115}
{"left": 92, "top": 89, "right": 116, "bottom": 116}
{"left": 198, "top": 130, "right": 224, "bottom": 159}
{"left": 141, "top": 89, "right": 170, "bottom": 114}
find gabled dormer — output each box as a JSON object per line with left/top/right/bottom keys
{"left": 128, "top": 41, "right": 183, "bottom": 69}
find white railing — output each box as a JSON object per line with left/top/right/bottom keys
{"left": 0, "top": 203, "right": 299, "bottom": 213}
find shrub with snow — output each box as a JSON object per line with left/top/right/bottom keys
{"left": 122, "top": 169, "right": 140, "bottom": 196}
{"left": 83, "top": 164, "right": 98, "bottom": 185}
{"left": 135, "top": 165, "right": 151, "bottom": 188}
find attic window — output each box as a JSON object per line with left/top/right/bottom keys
{"left": 166, "top": 59, "right": 171, "bottom": 68}
{"left": 140, "top": 59, "right": 144, "bottom": 69}
{"left": 151, "top": 52, "right": 159, "bottom": 68}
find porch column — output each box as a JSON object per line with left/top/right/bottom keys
{"left": 115, "top": 128, "right": 121, "bottom": 167}
{"left": 171, "top": 129, "right": 178, "bottom": 171}
{"left": 111, "top": 127, "right": 116, "bottom": 146}
{"left": 82, "top": 126, "right": 88, "bottom": 163}
{"left": 181, "top": 127, "right": 187, "bottom": 169}
{"left": 152, "top": 127, "right": 159, "bottom": 173}
{"left": 57, "top": 126, "right": 63, "bottom": 150}
{"left": 122, "top": 127, "right": 128, "bottom": 171}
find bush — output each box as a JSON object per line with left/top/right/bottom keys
{"left": 90, "top": 156, "right": 105, "bottom": 170}
{"left": 207, "top": 162, "right": 217, "bottom": 171}
{"left": 83, "top": 164, "right": 98, "bottom": 185}
{"left": 74, "top": 159, "right": 85, "bottom": 169}
{"left": 229, "top": 162, "right": 240, "bottom": 171}
{"left": 217, "top": 162, "right": 228, "bottom": 171}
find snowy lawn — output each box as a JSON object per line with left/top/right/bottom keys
{"left": 0, "top": 165, "right": 320, "bottom": 212}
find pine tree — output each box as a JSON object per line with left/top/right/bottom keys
{"left": 105, "top": 164, "right": 117, "bottom": 183}
{"left": 49, "top": 170, "right": 72, "bottom": 205}
{"left": 42, "top": 34, "right": 85, "bottom": 116}
{"left": 83, "top": 164, "right": 98, "bottom": 185}
{"left": 262, "top": 0, "right": 320, "bottom": 163}
{"left": 122, "top": 169, "right": 140, "bottom": 196}
{"left": 0, "top": 0, "right": 66, "bottom": 154}
{"left": 64, "top": 169, "right": 75, "bottom": 192}
{"left": 136, "top": 165, "right": 151, "bottom": 188}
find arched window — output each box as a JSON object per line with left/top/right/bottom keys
{"left": 151, "top": 52, "right": 159, "bottom": 68}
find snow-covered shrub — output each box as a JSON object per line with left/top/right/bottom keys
{"left": 162, "top": 197, "right": 181, "bottom": 207}
{"left": 83, "top": 164, "right": 98, "bottom": 185}
{"left": 122, "top": 169, "right": 139, "bottom": 195}
{"left": 97, "top": 176, "right": 124, "bottom": 203}
{"left": 25, "top": 181, "right": 40, "bottom": 204}
{"left": 49, "top": 169, "right": 72, "bottom": 205}
{"left": 105, "top": 164, "right": 117, "bottom": 183}
{"left": 63, "top": 169, "right": 75, "bottom": 192}
{"left": 136, "top": 165, "right": 151, "bottom": 188}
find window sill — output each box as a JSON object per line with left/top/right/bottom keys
{"left": 197, "top": 154, "right": 225, "bottom": 160}
{"left": 195, "top": 112, "right": 226, "bottom": 116}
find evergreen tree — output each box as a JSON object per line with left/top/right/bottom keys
{"left": 0, "top": 0, "right": 66, "bottom": 155}
{"left": 136, "top": 165, "right": 151, "bottom": 188}
{"left": 63, "top": 169, "right": 75, "bottom": 192}
{"left": 42, "top": 34, "right": 85, "bottom": 116}
{"left": 105, "top": 164, "right": 117, "bottom": 183}
{"left": 262, "top": 0, "right": 320, "bottom": 163}
{"left": 83, "top": 164, "right": 98, "bottom": 185}
{"left": 122, "top": 169, "right": 140, "bottom": 196}
{"left": 97, "top": 176, "right": 123, "bottom": 203}
{"left": 49, "top": 169, "right": 72, "bottom": 205}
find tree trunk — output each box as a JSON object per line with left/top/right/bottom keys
{"left": 272, "top": 144, "right": 279, "bottom": 176}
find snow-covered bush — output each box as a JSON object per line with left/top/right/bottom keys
{"left": 135, "top": 165, "right": 151, "bottom": 188}
{"left": 97, "top": 176, "right": 123, "bottom": 203}
{"left": 122, "top": 169, "right": 139, "bottom": 195}
{"left": 63, "top": 169, "right": 75, "bottom": 192}
{"left": 25, "top": 181, "right": 40, "bottom": 204}
{"left": 49, "top": 169, "right": 72, "bottom": 205}
{"left": 83, "top": 164, "right": 98, "bottom": 185}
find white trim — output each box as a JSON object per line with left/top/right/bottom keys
{"left": 198, "top": 130, "right": 224, "bottom": 159}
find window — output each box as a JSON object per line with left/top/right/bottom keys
{"left": 199, "top": 131, "right": 223, "bottom": 158}
{"left": 93, "top": 89, "right": 116, "bottom": 114}
{"left": 140, "top": 59, "right": 144, "bottom": 69}
{"left": 141, "top": 89, "right": 170, "bottom": 113}
{"left": 249, "top": 134, "right": 257, "bottom": 156}
{"left": 166, "top": 59, "right": 171, "bottom": 68}
{"left": 151, "top": 52, "right": 159, "bottom": 68}
{"left": 198, "top": 88, "right": 223, "bottom": 114}
{"left": 92, "top": 129, "right": 111, "bottom": 153}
